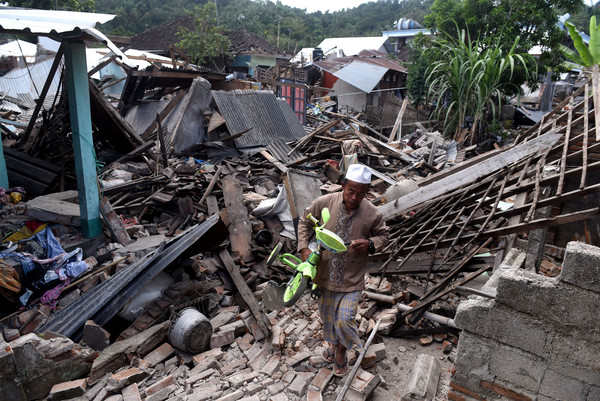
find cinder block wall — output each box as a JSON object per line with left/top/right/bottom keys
{"left": 449, "top": 241, "right": 600, "bottom": 401}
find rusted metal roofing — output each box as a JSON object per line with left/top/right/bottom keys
{"left": 212, "top": 89, "right": 305, "bottom": 161}
{"left": 313, "top": 50, "right": 407, "bottom": 75}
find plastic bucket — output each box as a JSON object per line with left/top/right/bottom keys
{"left": 168, "top": 308, "right": 212, "bottom": 354}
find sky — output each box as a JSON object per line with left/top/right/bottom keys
{"left": 277, "top": 0, "right": 372, "bottom": 13}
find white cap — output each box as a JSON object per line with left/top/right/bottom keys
{"left": 345, "top": 164, "right": 371, "bottom": 184}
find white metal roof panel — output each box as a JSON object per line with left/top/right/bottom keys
{"left": 317, "top": 37, "right": 389, "bottom": 57}
{"left": 0, "top": 39, "right": 37, "bottom": 57}
{"left": 0, "top": 7, "right": 114, "bottom": 35}
{"left": 332, "top": 61, "right": 388, "bottom": 93}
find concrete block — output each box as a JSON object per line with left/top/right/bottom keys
{"left": 549, "top": 332, "right": 600, "bottom": 378}
{"left": 227, "top": 368, "right": 259, "bottom": 388}
{"left": 307, "top": 390, "right": 323, "bottom": 401}
{"left": 58, "top": 288, "right": 81, "bottom": 307}
{"left": 219, "top": 319, "right": 247, "bottom": 337}
{"left": 349, "top": 368, "right": 380, "bottom": 400}
{"left": 271, "top": 325, "right": 285, "bottom": 349}
{"left": 452, "top": 332, "right": 494, "bottom": 391}
{"left": 248, "top": 345, "right": 269, "bottom": 371}
{"left": 221, "top": 357, "right": 248, "bottom": 375}
{"left": 11, "top": 334, "right": 94, "bottom": 401}
{"left": 288, "top": 372, "right": 315, "bottom": 396}
{"left": 588, "top": 386, "right": 600, "bottom": 400}
{"left": 145, "top": 374, "right": 175, "bottom": 397}
{"left": 401, "top": 354, "right": 440, "bottom": 400}
{"left": 480, "top": 380, "right": 534, "bottom": 401}
{"left": 210, "top": 311, "right": 236, "bottom": 329}
{"left": 0, "top": 341, "right": 25, "bottom": 401}
{"left": 487, "top": 342, "right": 545, "bottom": 393}
{"left": 538, "top": 368, "right": 587, "bottom": 400}
{"left": 270, "top": 393, "right": 290, "bottom": 401}
{"left": 214, "top": 389, "right": 244, "bottom": 401}
{"left": 3, "top": 328, "right": 19, "bottom": 342}
{"left": 246, "top": 382, "right": 263, "bottom": 396}
{"left": 239, "top": 396, "right": 260, "bottom": 401}
{"left": 143, "top": 343, "right": 174, "bottom": 367}
{"left": 454, "top": 298, "right": 551, "bottom": 356}
{"left": 89, "top": 320, "right": 169, "bottom": 384}
{"left": 121, "top": 383, "right": 142, "bottom": 401}
{"left": 145, "top": 384, "right": 176, "bottom": 401}
{"left": 260, "top": 355, "right": 282, "bottom": 376}
{"left": 308, "top": 367, "right": 333, "bottom": 391}
{"left": 83, "top": 320, "right": 111, "bottom": 351}
{"left": 48, "top": 378, "right": 87, "bottom": 401}
{"left": 19, "top": 309, "right": 48, "bottom": 335}
{"left": 495, "top": 269, "right": 600, "bottom": 332}
{"left": 107, "top": 368, "right": 146, "bottom": 392}
{"left": 561, "top": 241, "right": 600, "bottom": 293}
{"left": 210, "top": 327, "right": 236, "bottom": 348}
{"left": 267, "top": 381, "right": 286, "bottom": 395}
{"left": 287, "top": 350, "right": 311, "bottom": 367}
{"left": 104, "top": 395, "right": 124, "bottom": 401}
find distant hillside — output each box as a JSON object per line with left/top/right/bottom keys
{"left": 95, "top": 0, "right": 434, "bottom": 51}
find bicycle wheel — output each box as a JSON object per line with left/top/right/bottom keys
{"left": 283, "top": 272, "right": 308, "bottom": 307}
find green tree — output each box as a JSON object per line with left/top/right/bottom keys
{"left": 406, "top": 33, "right": 439, "bottom": 113}
{"left": 424, "top": 0, "right": 584, "bottom": 76}
{"left": 8, "top": 0, "right": 95, "bottom": 12}
{"left": 425, "top": 26, "right": 535, "bottom": 142}
{"left": 176, "top": 2, "right": 232, "bottom": 65}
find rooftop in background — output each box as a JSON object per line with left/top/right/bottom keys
{"left": 316, "top": 36, "right": 392, "bottom": 57}
{"left": 131, "top": 16, "right": 284, "bottom": 57}
{"left": 312, "top": 49, "right": 407, "bottom": 75}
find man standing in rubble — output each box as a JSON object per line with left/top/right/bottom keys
{"left": 297, "top": 164, "right": 389, "bottom": 376}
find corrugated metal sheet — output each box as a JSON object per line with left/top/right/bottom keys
{"left": 314, "top": 52, "right": 407, "bottom": 74}
{"left": 333, "top": 61, "right": 388, "bottom": 93}
{"left": 212, "top": 89, "right": 305, "bottom": 151}
{"left": 0, "top": 57, "right": 62, "bottom": 98}
{"left": 277, "top": 98, "right": 307, "bottom": 139}
{"left": 0, "top": 8, "right": 114, "bottom": 35}
{"left": 0, "top": 98, "right": 21, "bottom": 113}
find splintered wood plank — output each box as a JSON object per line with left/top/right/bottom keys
{"left": 206, "top": 196, "right": 219, "bottom": 216}
{"left": 222, "top": 175, "right": 253, "bottom": 262}
{"left": 100, "top": 197, "right": 133, "bottom": 245}
{"left": 219, "top": 249, "right": 271, "bottom": 338}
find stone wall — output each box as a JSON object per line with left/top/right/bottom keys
{"left": 449, "top": 241, "right": 600, "bottom": 401}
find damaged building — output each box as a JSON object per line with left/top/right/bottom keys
{"left": 0, "top": 6, "right": 598, "bottom": 401}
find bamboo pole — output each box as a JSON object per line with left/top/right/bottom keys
{"left": 335, "top": 319, "right": 382, "bottom": 401}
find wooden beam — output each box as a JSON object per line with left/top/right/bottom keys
{"left": 219, "top": 249, "right": 271, "bottom": 338}
{"left": 378, "top": 132, "right": 563, "bottom": 220}
{"left": 388, "top": 97, "right": 408, "bottom": 143}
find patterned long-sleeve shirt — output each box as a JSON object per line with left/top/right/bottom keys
{"left": 297, "top": 192, "right": 389, "bottom": 292}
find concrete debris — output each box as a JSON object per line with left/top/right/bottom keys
{"left": 0, "top": 25, "right": 597, "bottom": 401}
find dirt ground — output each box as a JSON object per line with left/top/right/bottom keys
{"left": 320, "top": 335, "right": 453, "bottom": 400}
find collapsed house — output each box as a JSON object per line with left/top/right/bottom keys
{"left": 0, "top": 6, "right": 599, "bottom": 401}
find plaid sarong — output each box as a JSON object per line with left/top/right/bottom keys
{"left": 318, "top": 289, "right": 362, "bottom": 350}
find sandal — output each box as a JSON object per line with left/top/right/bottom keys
{"left": 333, "top": 356, "right": 349, "bottom": 377}
{"left": 321, "top": 348, "right": 335, "bottom": 363}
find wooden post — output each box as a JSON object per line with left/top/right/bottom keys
{"left": 64, "top": 40, "right": 101, "bottom": 238}
{"left": 0, "top": 143, "right": 8, "bottom": 188}
{"left": 388, "top": 97, "right": 408, "bottom": 143}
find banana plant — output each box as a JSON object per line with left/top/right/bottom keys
{"left": 561, "top": 16, "right": 600, "bottom": 69}
{"left": 561, "top": 16, "right": 600, "bottom": 140}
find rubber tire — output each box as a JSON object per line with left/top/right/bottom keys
{"left": 283, "top": 272, "right": 308, "bottom": 307}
